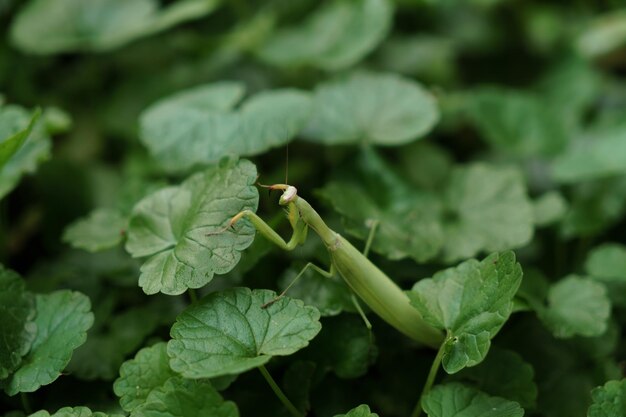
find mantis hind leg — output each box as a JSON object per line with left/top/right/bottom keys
{"left": 347, "top": 219, "right": 380, "bottom": 333}
{"left": 262, "top": 262, "right": 335, "bottom": 308}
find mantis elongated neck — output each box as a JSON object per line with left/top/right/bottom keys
{"left": 293, "top": 197, "right": 338, "bottom": 248}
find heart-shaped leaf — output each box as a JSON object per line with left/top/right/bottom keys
{"left": 125, "top": 159, "right": 259, "bottom": 295}
{"left": 409, "top": 252, "right": 522, "bottom": 373}
{"left": 168, "top": 288, "right": 321, "bottom": 378}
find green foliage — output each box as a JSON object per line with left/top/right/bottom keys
{"left": 539, "top": 276, "right": 611, "bottom": 338}
{"left": 258, "top": 0, "right": 392, "bottom": 71}
{"left": 333, "top": 405, "right": 379, "bottom": 417}
{"left": 131, "top": 378, "right": 238, "bottom": 417}
{"left": 440, "top": 164, "right": 533, "bottom": 262}
{"left": 588, "top": 379, "right": 626, "bottom": 417}
{"left": 0, "top": 266, "right": 36, "bottom": 379}
{"left": 168, "top": 288, "right": 321, "bottom": 378}
{"left": 139, "top": 83, "right": 311, "bottom": 172}
{"left": 3, "top": 290, "right": 94, "bottom": 395}
{"left": 1, "top": 1, "right": 625, "bottom": 416}
{"left": 10, "top": 0, "right": 219, "bottom": 54}
{"left": 421, "top": 383, "right": 524, "bottom": 417}
{"left": 0, "top": 104, "right": 51, "bottom": 199}
{"left": 125, "top": 159, "right": 258, "bottom": 295}
{"left": 449, "top": 348, "right": 537, "bottom": 409}
{"left": 304, "top": 71, "right": 439, "bottom": 145}
{"left": 409, "top": 252, "right": 522, "bottom": 373}
{"left": 29, "top": 407, "right": 123, "bottom": 417}
{"left": 62, "top": 208, "right": 128, "bottom": 252}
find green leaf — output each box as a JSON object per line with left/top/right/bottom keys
{"left": 537, "top": 58, "right": 601, "bottom": 134}
{"left": 538, "top": 275, "right": 610, "bottom": 338}
{"left": 29, "top": 407, "right": 123, "bottom": 417}
{"left": 63, "top": 208, "right": 128, "bottom": 253}
{"left": 588, "top": 379, "right": 626, "bottom": 417}
{"left": 113, "top": 342, "right": 177, "bottom": 412}
{"left": 560, "top": 176, "right": 626, "bottom": 238}
{"left": 421, "top": 383, "right": 524, "bottom": 417}
{"left": 168, "top": 288, "right": 321, "bottom": 378}
{"left": 10, "top": 0, "right": 219, "bottom": 54}
{"left": 0, "top": 266, "right": 36, "bottom": 379}
{"left": 139, "top": 83, "right": 311, "bottom": 172}
{"left": 304, "top": 71, "right": 439, "bottom": 146}
{"left": 532, "top": 191, "right": 567, "bottom": 227}
{"left": 465, "top": 87, "right": 568, "bottom": 156}
{"left": 408, "top": 252, "right": 523, "bottom": 373}
{"left": 585, "top": 244, "right": 626, "bottom": 306}
{"left": 301, "top": 315, "right": 377, "bottom": 379}
{"left": 131, "top": 377, "right": 238, "bottom": 417}
{"left": 318, "top": 182, "right": 443, "bottom": 263}
{"left": 3, "top": 290, "right": 94, "bottom": 395}
{"left": 451, "top": 348, "right": 537, "bottom": 409}
{"left": 552, "top": 126, "right": 626, "bottom": 183}
{"left": 257, "top": 0, "right": 392, "bottom": 71}
{"left": 0, "top": 104, "right": 51, "bottom": 199}
{"left": 278, "top": 263, "right": 354, "bottom": 316}
{"left": 441, "top": 164, "right": 534, "bottom": 262}
{"left": 376, "top": 35, "right": 457, "bottom": 83}
{"left": 586, "top": 244, "right": 626, "bottom": 281}
{"left": 576, "top": 9, "right": 626, "bottom": 58}
{"left": 125, "top": 159, "right": 259, "bottom": 295}
{"left": 0, "top": 108, "right": 40, "bottom": 170}
{"left": 318, "top": 146, "right": 444, "bottom": 263}
{"left": 334, "top": 404, "right": 379, "bottom": 417}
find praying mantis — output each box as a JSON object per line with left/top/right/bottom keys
{"left": 213, "top": 182, "right": 444, "bottom": 349}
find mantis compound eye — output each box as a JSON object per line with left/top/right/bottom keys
{"left": 279, "top": 186, "right": 298, "bottom": 205}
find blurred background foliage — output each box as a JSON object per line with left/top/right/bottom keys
{"left": 1, "top": 0, "right": 626, "bottom": 416}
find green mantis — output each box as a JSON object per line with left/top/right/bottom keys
{"left": 216, "top": 182, "right": 444, "bottom": 349}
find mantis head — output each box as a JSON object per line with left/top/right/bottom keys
{"left": 257, "top": 182, "right": 298, "bottom": 205}
{"left": 279, "top": 186, "right": 298, "bottom": 205}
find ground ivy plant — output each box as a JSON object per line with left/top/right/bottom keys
{"left": 1, "top": 1, "right": 626, "bottom": 417}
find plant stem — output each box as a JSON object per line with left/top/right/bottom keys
{"left": 258, "top": 365, "right": 303, "bottom": 417}
{"left": 410, "top": 339, "right": 447, "bottom": 417}
{"left": 188, "top": 288, "right": 198, "bottom": 303}
{"left": 21, "top": 392, "right": 32, "bottom": 414}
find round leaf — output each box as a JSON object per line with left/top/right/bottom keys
{"left": 140, "top": 83, "right": 311, "bottom": 172}
{"left": 334, "top": 405, "right": 379, "bottom": 417}
{"left": 29, "top": 407, "right": 123, "bottom": 417}
{"left": 552, "top": 126, "right": 626, "bottom": 183}
{"left": 63, "top": 208, "right": 128, "bottom": 253}
{"left": 304, "top": 71, "right": 439, "bottom": 146}
{"left": 10, "top": 0, "right": 219, "bottom": 54}
{"left": 168, "top": 288, "right": 321, "bottom": 378}
{"left": 125, "top": 159, "right": 259, "bottom": 295}
{"left": 465, "top": 88, "right": 568, "bottom": 157}
{"left": 113, "top": 342, "right": 176, "bottom": 412}
{"left": 422, "top": 383, "right": 524, "bottom": 417}
{"left": 539, "top": 275, "right": 610, "bottom": 338}
{"left": 0, "top": 266, "right": 36, "bottom": 379}
{"left": 258, "top": 0, "right": 392, "bottom": 71}
{"left": 441, "top": 163, "right": 534, "bottom": 262}
{"left": 586, "top": 243, "right": 626, "bottom": 281}
{"left": 131, "top": 377, "right": 238, "bottom": 417}
{"left": 588, "top": 379, "right": 626, "bottom": 417}
{"left": 408, "top": 252, "right": 523, "bottom": 374}
{"left": 4, "top": 290, "right": 94, "bottom": 395}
